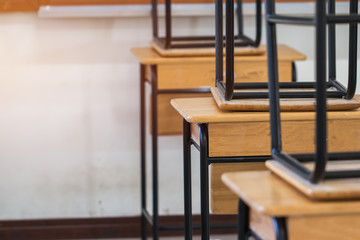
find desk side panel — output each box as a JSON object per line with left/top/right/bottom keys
{"left": 157, "top": 61, "right": 292, "bottom": 90}
{"left": 250, "top": 209, "right": 276, "bottom": 240}
{"left": 209, "top": 119, "right": 360, "bottom": 157}
{"left": 288, "top": 214, "right": 360, "bottom": 240}
{"left": 210, "top": 119, "right": 360, "bottom": 213}
{"left": 151, "top": 93, "right": 212, "bottom": 135}
{"left": 210, "top": 163, "right": 267, "bottom": 214}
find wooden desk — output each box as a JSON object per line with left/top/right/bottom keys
{"left": 222, "top": 170, "right": 360, "bottom": 240}
{"left": 171, "top": 97, "right": 360, "bottom": 239}
{"left": 132, "top": 46, "right": 305, "bottom": 240}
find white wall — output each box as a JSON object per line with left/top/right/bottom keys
{"left": 0, "top": 4, "right": 358, "bottom": 219}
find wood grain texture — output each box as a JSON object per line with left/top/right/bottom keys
{"left": 208, "top": 118, "right": 360, "bottom": 157}
{"left": 249, "top": 209, "right": 276, "bottom": 240}
{"left": 288, "top": 214, "right": 360, "bottom": 240}
{"left": 211, "top": 163, "right": 267, "bottom": 213}
{"left": 212, "top": 87, "right": 360, "bottom": 111}
{"left": 221, "top": 170, "right": 360, "bottom": 216}
{"left": 39, "top": 0, "right": 334, "bottom": 7}
{"left": 170, "top": 97, "right": 360, "bottom": 123}
{"left": 131, "top": 45, "right": 306, "bottom": 65}
{"left": 151, "top": 93, "right": 211, "bottom": 135}
{"left": 150, "top": 41, "right": 266, "bottom": 57}
{"left": 0, "top": 0, "right": 38, "bottom": 11}
{"left": 266, "top": 160, "right": 360, "bottom": 200}
{"left": 191, "top": 123, "right": 200, "bottom": 145}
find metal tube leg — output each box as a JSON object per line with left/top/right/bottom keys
{"left": 151, "top": 66, "right": 159, "bottom": 240}
{"left": 199, "top": 124, "right": 210, "bottom": 240}
{"left": 238, "top": 199, "right": 249, "bottom": 240}
{"left": 273, "top": 218, "right": 288, "bottom": 240}
{"left": 183, "top": 120, "right": 192, "bottom": 240}
{"left": 140, "top": 64, "right": 147, "bottom": 240}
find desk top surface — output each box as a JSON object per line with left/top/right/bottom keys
{"left": 131, "top": 44, "right": 306, "bottom": 64}
{"left": 222, "top": 170, "right": 360, "bottom": 217}
{"left": 171, "top": 97, "right": 360, "bottom": 123}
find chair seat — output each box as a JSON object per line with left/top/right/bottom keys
{"left": 266, "top": 160, "right": 360, "bottom": 200}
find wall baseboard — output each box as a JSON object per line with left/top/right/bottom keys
{"left": 0, "top": 214, "right": 236, "bottom": 239}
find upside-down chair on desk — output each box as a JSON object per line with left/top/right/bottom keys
{"left": 221, "top": 0, "right": 360, "bottom": 239}
{"left": 150, "top": 0, "right": 263, "bottom": 57}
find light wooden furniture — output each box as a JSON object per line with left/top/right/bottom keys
{"left": 211, "top": 86, "right": 360, "bottom": 111}
{"left": 132, "top": 45, "right": 305, "bottom": 135}
{"left": 171, "top": 96, "right": 360, "bottom": 239}
{"left": 150, "top": 41, "right": 266, "bottom": 57}
{"left": 222, "top": 170, "right": 360, "bottom": 240}
{"left": 132, "top": 46, "right": 304, "bottom": 240}
{"left": 266, "top": 160, "right": 360, "bottom": 200}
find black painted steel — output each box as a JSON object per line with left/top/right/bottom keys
{"left": 273, "top": 218, "right": 288, "bottom": 240}
{"left": 218, "top": 0, "right": 358, "bottom": 102}
{"left": 141, "top": 70, "right": 237, "bottom": 239}
{"left": 215, "top": 0, "right": 262, "bottom": 100}
{"left": 238, "top": 200, "right": 249, "bottom": 240}
{"left": 183, "top": 120, "right": 193, "bottom": 240}
{"left": 140, "top": 65, "right": 147, "bottom": 240}
{"left": 199, "top": 124, "right": 210, "bottom": 240}
{"left": 182, "top": 123, "right": 275, "bottom": 239}
{"left": 152, "top": 0, "right": 261, "bottom": 49}
{"left": 265, "top": 0, "right": 360, "bottom": 184}
{"left": 151, "top": 66, "right": 160, "bottom": 239}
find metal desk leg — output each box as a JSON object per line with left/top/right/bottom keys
{"left": 273, "top": 217, "right": 287, "bottom": 240}
{"left": 151, "top": 65, "right": 159, "bottom": 240}
{"left": 238, "top": 199, "right": 249, "bottom": 240}
{"left": 199, "top": 124, "right": 210, "bottom": 240}
{"left": 183, "top": 120, "right": 192, "bottom": 240}
{"left": 140, "top": 64, "right": 147, "bottom": 240}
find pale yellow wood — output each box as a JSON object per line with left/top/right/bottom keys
{"left": 151, "top": 93, "right": 211, "bottom": 135}
{"left": 172, "top": 96, "right": 360, "bottom": 212}
{"left": 208, "top": 118, "right": 360, "bottom": 157}
{"left": 170, "top": 97, "right": 360, "bottom": 123}
{"left": 191, "top": 123, "right": 200, "bottom": 146}
{"left": 210, "top": 119, "right": 360, "bottom": 212}
{"left": 266, "top": 160, "right": 360, "bottom": 200}
{"left": 221, "top": 170, "right": 360, "bottom": 216}
{"left": 210, "top": 163, "right": 267, "bottom": 214}
{"left": 250, "top": 209, "right": 276, "bottom": 240}
{"left": 150, "top": 41, "right": 266, "bottom": 57}
{"left": 157, "top": 61, "right": 293, "bottom": 90}
{"left": 211, "top": 87, "right": 360, "bottom": 111}
{"left": 131, "top": 44, "right": 306, "bottom": 65}
{"left": 288, "top": 214, "right": 360, "bottom": 240}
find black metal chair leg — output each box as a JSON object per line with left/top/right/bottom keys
{"left": 183, "top": 120, "right": 193, "bottom": 240}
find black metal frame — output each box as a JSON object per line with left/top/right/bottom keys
{"left": 237, "top": 199, "right": 287, "bottom": 240}
{"left": 216, "top": 0, "right": 356, "bottom": 101}
{"left": 183, "top": 121, "right": 270, "bottom": 240}
{"left": 266, "top": 0, "right": 360, "bottom": 184}
{"left": 152, "top": 0, "right": 261, "bottom": 49}
{"left": 140, "top": 64, "right": 213, "bottom": 240}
